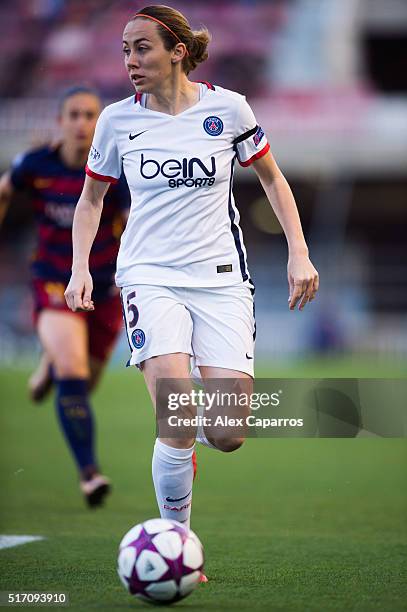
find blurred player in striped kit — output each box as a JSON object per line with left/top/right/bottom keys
{"left": 0, "top": 87, "right": 130, "bottom": 506}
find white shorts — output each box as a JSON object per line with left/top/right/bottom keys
{"left": 120, "top": 283, "right": 255, "bottom": 377}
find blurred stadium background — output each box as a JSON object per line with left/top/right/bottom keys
{"left": 1, "top": 3, "right": 406, "bottom": 609}
{"left": 0, "top": 0, "right": 406, "bottom": 371}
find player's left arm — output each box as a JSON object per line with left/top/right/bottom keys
{"left": 252, "top": 151, "right": 319, "bottom": 310}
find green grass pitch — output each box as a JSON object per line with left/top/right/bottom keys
{"left": 0, "top": 359, "right": 406, "bottom": 611}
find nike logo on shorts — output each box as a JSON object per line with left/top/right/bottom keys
{"left": 246, "top": 353, "right": 253, "bottom": 360}
{"left": 165, "top": 490, "right": 191, "bottom": 503}
{"left": 129, "top": 130, "right": 148, "bottom": 140}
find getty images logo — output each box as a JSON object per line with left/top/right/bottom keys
{"left": 140, "top": 154, "right": 216, "bottom": 188}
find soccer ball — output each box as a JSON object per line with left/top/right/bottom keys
{"left": 117, "top": 518, "right": 204, "bottom": 604}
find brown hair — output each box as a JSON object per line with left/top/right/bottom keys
{"left": 130, "top": 5, "right": 211, "bottom": 74}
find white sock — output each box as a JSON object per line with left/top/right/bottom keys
{"left": 196, "top": 403, "right": 218, "bottom": 450}
{"left": 152, "top": 439, "right": 194, "bottom": 529}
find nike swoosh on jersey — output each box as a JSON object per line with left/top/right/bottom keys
{"left": 246, "top": 353, "right": 254, "bottom": 359}
{"left": 129, "top": 130, "right": 148, "bottom": 140}
{"left": 165, "top": 490, "right": 191, "bottom": 503}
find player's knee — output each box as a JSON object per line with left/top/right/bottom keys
{"left": 54, "top": 355, "right": 89, "bottom": 379}
{"left": 215, "top": 436, "right": 245, "bottom": 453}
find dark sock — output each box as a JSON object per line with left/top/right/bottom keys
{"left": 55, "top": 378, "right": 98, "bottom": 479}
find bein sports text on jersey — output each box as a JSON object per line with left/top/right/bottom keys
{"left": 140, "top": 154, "right": 216, "bottom": 188}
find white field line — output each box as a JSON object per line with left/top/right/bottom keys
{"left": 0, "top": 535, "right": 45, "bottom": 550}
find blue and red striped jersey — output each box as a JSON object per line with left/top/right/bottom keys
{"left": 10, "top": 145, "right": 130, "bottom": 296}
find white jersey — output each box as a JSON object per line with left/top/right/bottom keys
{"left": 86, "top": 82, "right": 270, "bottom": 287}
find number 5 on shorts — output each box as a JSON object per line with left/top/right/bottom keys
{"left": 126, "top": 291, "right": 139, "bottom": 329}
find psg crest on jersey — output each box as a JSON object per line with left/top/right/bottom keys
{"left": 203, "top": 116, "right": 224, "bottom": 136}
{"left": 131, "top": 329, "right": 145, "bottom": 349}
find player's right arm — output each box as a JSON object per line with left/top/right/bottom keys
{"left": 64, "top": 175, "right": 110, "bottom": 312}
{"left": 0, "top": 171, "right": 14, "bottom": 227}
{"left": 66, "top": 105, "right": 121, "bottom": 312}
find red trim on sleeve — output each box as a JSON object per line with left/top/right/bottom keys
{"left": 238, "top": 143, "right": 270, "bottom": 167}
{"left": 195, "top": 80, "right": 215, "bottom": 90}
{"left": 85, "top": 164, "right": 119, "bottom": 184}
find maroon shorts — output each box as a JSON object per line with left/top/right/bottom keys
{"left": 32, "top": 279, "right": 123, "bottom": 362}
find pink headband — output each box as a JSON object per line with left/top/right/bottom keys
{"left": 135, "top": 13, "right": 189, "bottom": 56}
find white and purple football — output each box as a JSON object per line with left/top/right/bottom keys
{"left": 117, "top": 518, "right": 204, "bottom": 604}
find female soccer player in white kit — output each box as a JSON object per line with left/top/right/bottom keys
{"left": 65, "top": 4, "right": 319, "bottom": 546}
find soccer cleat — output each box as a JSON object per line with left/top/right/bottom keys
{"left": 199, "top": 573, "right": 208, "bottom": 583}
{"left": 28, "top": 361, "right": 53, "bottom": 403}
{"left": 80, "top": 474, "right": 111, "bottom": 508}
{"left": 192, "top": 450, "right": 197, "bottom": 481}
